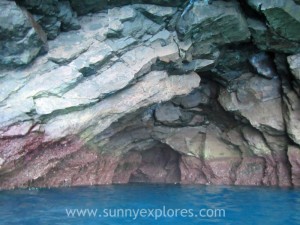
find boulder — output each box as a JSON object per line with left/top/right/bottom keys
{"left": 154, "top": 103, "right": 182, "bottom": 125}
{"left": 210, "top": 45, "right": 256, "bottom": 84}
{"left": 247, "top": 0, "right": 300, "bottom": 43}
{"left": 241, "top": 126, "right": 272, "bottom": 157}
{"left": 15, "top": 0, "right": 59, "bottom": 15}
{"left": 249, "top": 52, "right": 278, "bottom": 79}
{"left": 16, "top": 0, "right": 80, "bottom": 39}
{"left": 133, "top": 4, "right": 177, "bottom": 24}
{"left": 58, "top": 1, "right": 81, "bottom": 31}
{"left": 218, "top": 74, "right": 284, "bottom": 134}
{"left": 0, "top": 2, "right": 46, "bottom": 68}
{"left": 33, "top": 14, "right": 61, "bottom": 40}
{"left": 173, "top": 88, "right": 210, "bottom": 108}
{"left": 152, "top": 126, "right": 206, "bottom": 156}
{"left": 176, "top": 1, "right": 250, "bottom": 45}
{"left": 247, "top": 18, "right": 300, "bottom": 54}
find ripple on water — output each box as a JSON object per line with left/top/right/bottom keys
{"left": 0, "top": 184, "right": 299, "bottom": 225}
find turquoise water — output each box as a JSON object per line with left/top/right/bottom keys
{"left": 0, "top": 184, "right": 299, "bottom": 225}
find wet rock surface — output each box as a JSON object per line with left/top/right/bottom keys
{"left": 0, "top": 0, "right": 300, "bottom": 189}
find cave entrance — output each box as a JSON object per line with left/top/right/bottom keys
{"left": 112, "top": 144, "right": 181, "bottom": 184}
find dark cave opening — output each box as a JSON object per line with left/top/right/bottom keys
{"left": 113, "top": 144, "right": 181, "bottom": 184}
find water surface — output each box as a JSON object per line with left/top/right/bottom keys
{"left": 0, "top": 184, "right": 299, "bottom": 225}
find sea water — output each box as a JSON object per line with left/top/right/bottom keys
{"left": 0, "top": 184, "right": 299, "bottom": 225}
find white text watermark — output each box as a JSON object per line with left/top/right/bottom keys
{"left": 65, "top": 206, "right": 226, "bottom": 220}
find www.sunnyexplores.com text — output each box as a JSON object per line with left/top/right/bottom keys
{"left": 66, "top": 206, "right": 226, "bottom": 220}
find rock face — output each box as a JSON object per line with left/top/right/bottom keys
{"left": 0, "top": 1, "right": 47, "bottom": 68}
{"left": 288, "top": 145, "right": 300, "bottom": 186}
{"left": 0, "top": 0, "right": 300, "bottom": 189}
{"left": 247, "top": 0, "right": 300, "bottom": 42}
{"left": 68, "top": 0, "right": 183, "bottom": 15}
{"left": 247, "top": 0, "right": 300, "bottom": 53}
{"left": 16, "top": 0, "right": 81, "bottom": 39}
{"left": 176, "top": 1, "right": 250, "bottom": 43}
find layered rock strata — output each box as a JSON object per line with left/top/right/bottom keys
{"left": 0, "top": 0, "right": 300, "bottom": 189}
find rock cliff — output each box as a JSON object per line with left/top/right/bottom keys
{"left": 0, "top": 0, "right": 300, "bottom": 189}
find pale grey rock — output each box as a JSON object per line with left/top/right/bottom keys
{"left": 36, "top": 41, "right": 180, "bottom": 115}
{"left": 44, "top": 71, "right": 200, "bottom": 141}
{"left": 172, "top": 59, "right": 215, "bottom": 74}
{"left": 219, "top": 74, "right": 284, "bottom": 134}
{"left": 122, "top": 13, "right": 162, "bottom": 39}
{"left": 219, "top": 74, "right": 281, "bottom": 110}
{"left": 152, "top": 126, "right": 206, "bottom": 156}
{"left": 263, "top": 133, "right": 288, "bottom": 153}
{"left": 0, "top": 77, "right": 26, "bottom": 103}
{"left": 0, "top": 59, "right": 58, "bottom": 113}
{"left": 68, "top": 42, "right": 113, "bottom": 76}
{"left": 58, "top": 1, "right": 81, "bottom": 31}
{"left": 78, "top": 12, "right": 109, "bottom": 38}
{"left": 0, "top": 121, "right": 33, "bottom": 138}
{"left": 240, "top": 99, "right": 285, "bottom": 134}
{"left": 48, "top": 31, "right": 92, "bottom": 64}
{"left": 13, "top": 66, "right": 83, "bottom": 100}
{"left": 148, "top": 29, "right": 171, "bottom": 43}
{"left": 155, "top": 103, "right": 182, "bottom": 125}
{"left": 4, "top": 6, "right": 184, "bottom": 119}
{"left": 1, "top": 64, "right": 82, "bottom": 124}
{"left": 152, "top": 123, "right": 241, "bottom": 160}
{"left": 121, "top": 42, "right": 179, "bottom": 75}
{"left": 242, "top": 126, "right": 272, "bottom": 156}
{"left": 34, "top": 96, "right": 95, "bottom": 115}
{"left": 106, "top": 37, "right": 137, "bottom": 53}
{"left": 133, "top": 4, "right": 177, "bottom": 23}
{"left": 173, "top": 88, "right": 211, "bottom": 108}
{"left": 288, "top": 54, "right": 300, "bottom": 82}
{"left": 0, "top": 158, "right": 4, "bottom": 168}
{"left": 0, "top": 98, "right": 34, "bottom": 128}
{"left": 283, "top": 90, "right": 300, "bottom": 146}
{"left": 107, "top": 20, "right": 124, "bottom": 38}
{"left": 108, "top": 6, "right": 137, "bottom": 22}
{"left": 203, "top": 127, "right": 241, "bottom": 160}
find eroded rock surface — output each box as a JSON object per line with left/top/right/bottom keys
{"left": 247, "top": 0, "right": 300, "bottom": 53}
{"left": 1, "top": 0, "right": 300, "bottom": 189}
{"left": 0, "top": 1, "right": 47, "bottom": 68}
